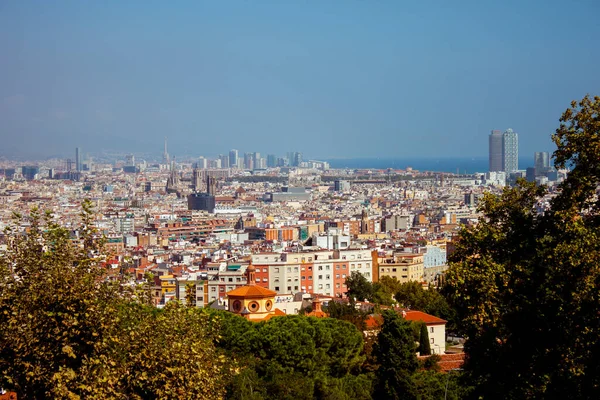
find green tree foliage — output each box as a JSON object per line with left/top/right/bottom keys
{"left": 444, "top": 95, "right": 600, "bottom": 399}
{"left": 372, "top": 275, "right": 402, "bottom": 306}
{"left": 418, "top": 323, "right": 431, "bottom": 356}
{"left": 345, "top": 271, "right": 374, "bottom": 302}
{"left": 217, "top": 313, "right": 371, "bottom": 399}
{"left": 0, "top": 202, "right": 226, "bottom": 399}
{"left": 395, "top": 281, "right": 456, "bottom": 331}
{"left": 324, "top": 300, "right": 368, "bottom": 331}
{"left": 373, "top": 310, "right": 419, "bottom": 400}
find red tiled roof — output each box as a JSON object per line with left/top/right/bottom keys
{"left": 403, "top": 310, "right": 447, "bottom": 325}
{"left": 227, "top": 285, "right": 277, "bottom": 298}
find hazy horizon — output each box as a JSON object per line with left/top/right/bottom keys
{"left": 1, "top": 1, "right": 599, "bottom": 159}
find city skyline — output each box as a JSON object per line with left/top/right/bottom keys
{"left": 2, "top": 1, "right": 599, "bottom": 159}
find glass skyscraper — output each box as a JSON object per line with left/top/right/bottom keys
{"left": 502, "top": 128, "right": 519, "bottom": 173}
{"left": 489, "top": 130, "right": 503, "bottom": 172}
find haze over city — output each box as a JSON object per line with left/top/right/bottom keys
{"left": 1, "top": 0, "right": 599, "bottom": 159}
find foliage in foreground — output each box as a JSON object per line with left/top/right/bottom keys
{"left": 445, "top": 95, "right": 600, "bottom": 399}
{"left": 0, "top": 202, "right": 226, "bottom": 399}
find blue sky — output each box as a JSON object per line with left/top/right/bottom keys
{"left": 1, "top": 0, "right": 599, "bottom": 160}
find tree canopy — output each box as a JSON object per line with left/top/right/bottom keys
{"left": 0, "top": 202, "right": 227, "bottom": 399}
{"left": 444, "top": 95, "right": 600, "bottom": 399}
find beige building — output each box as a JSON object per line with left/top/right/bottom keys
{"left": 378, "top": 253, "right": 424, "bottom": 283}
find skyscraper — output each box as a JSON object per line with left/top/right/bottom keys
{"left": 503, "top": 128, "right": 519, "bottom": 173}
{"left": 163, "top": 137, "right": 170, "bottom": 164}
{"left": 534, "top": 152, "right": 550, "bottom": 175}
{"left": 489, "top": 130, "right": 503, "bottom": 172}
{"left": 229, "top": 149, "right": 238, "bottom": 168}
{"left": 219, "top": 154, "right": 229, "bottom": 169}
{"left": 75, "top": 147, "right": 82, "bottom": 172}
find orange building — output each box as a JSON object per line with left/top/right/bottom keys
{"left": 226, "top": 265, "right": 286, "bottom": 322}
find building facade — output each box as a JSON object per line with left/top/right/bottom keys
{"left": 503, "top": 128, "right": 519, "bottom": 173}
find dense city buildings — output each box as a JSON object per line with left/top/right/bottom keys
{"left": 0, "top": 145, "right": 567, "bottom": 310}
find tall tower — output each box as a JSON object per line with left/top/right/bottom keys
{"left": 192, "top": 167, "right": 202, "bottom": 191}
{"left": 534, "top": 151, "right": 549, "bottom": 175}
{"left": 488, "top": 130, "right": 503, "bottom": 172}
{"left": 163, "top": 137, "right": 170, "bottom": 164}
{"left": 75, "top": 147, "right": 82, "bottom": 172}
{"left": 503, "top": 128, "right": 519, "bottom": 173}
{"left": 229, "top": 149, "right": 238, "bottom": 168}
{"left": 361, "top": 209, "right": 369, "bottom": 234}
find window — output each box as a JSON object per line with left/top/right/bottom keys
{"left": 326, "top": 265, "right": 330, "bottom": 270}
{"left": 358, "top": 254, "right": 362, "bottom": 259}
{"left": 318, "top": 266, "right": 323, "bottom": 271}
{"left": 335, "top": 274, "right": 340, "bottom": 279}
{"left": 308, "top": 257, "right": 312, "bottom": 262}
{"left": 430, "top": 338, "right": 434, "bottom": 344}
{"left": 326, "top": 275, "right": 330, "bottom": 280}
{"left": 210, "top": 287, "right": 216, "bottom": 292}
{"left": 219, "top": 287, "right": 224, "bottom": 292}
{"left": 263, "top": 278, "right": 268, "bottom": 282}
{"left": 287, "top": 267, "right": 291, "bottom": 273}
{"left": 301, "top": 258, "right": 305, "bottom": 263}
{"left": 275, "top": 286, "right": 280, "bottom": 291}
{"left": 274, "top": 278, "right": 279, "bottom": 282}
{"left": 336, "top": 283, "right": 340, "bottom": 288}
{"left": 287, "top": 286, "right": 292, "bottom": 291}
{"left": 263, "top": 268, "right": 268, "bottom": 272}
{"left": 294, "top": 267, "right": 299, "bottom": 272}
{"left": 392, "top": 268, "right": 397, "bottom": 272}
{"left": 309, "top": 276, "right": 313, "bottom": 280}
{"left": 294, "top": 286, "right": 298, "bottom": 290}
{"left": 308, "top": 266, "right": 313, "bottom": 271}
{"left": 336, "top": 265, "right": 340, "bottom": 270}
{"left": 318, "top": 284, "right": 323, "bottom": 289}
{"left": 430, "top": 327, "right": 434, "bottom": 333}
{"left": 236, "top": 277, "right": 241, "bottom": 282}
{"left": 308, "top": 285, "right": 312, "bottom": 290}
{"left": 302, "top": 276, "right": 306, "bottom": 280}
{"left": 228, "top": 278, "right": 233, "bottom": 282}
{"left": 318, "top": 275, "right": 323, "bottom": 280}
{"left": 326, "top": 284, "right": 330, "bottom": 289}
{"left": 342, "top": 274, "right": 346, "bottom": 278}
{"left": 275, "top": 267, "right": 280, "bottom": 273}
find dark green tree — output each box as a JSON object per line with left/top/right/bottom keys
{"left": 418, "top": 323, "right": 431, "bottom": 356}
{"left": 325, "top": 299, "right": 368, "bottom": 331}
{"left": 373, "top": 310, "right": 418, "bottom": 400}
{"left": 444, "top": 95, "right": 600, "bottom": 399}
{"left": 345, "top": 271, "right": 374, "bottom": 302}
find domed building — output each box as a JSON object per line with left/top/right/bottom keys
{"left": 226, "top": 265, "right": 286, "bottom": 322}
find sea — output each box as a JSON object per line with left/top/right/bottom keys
{"left": 324, "top": 157, "right": 534, "bottom": 175}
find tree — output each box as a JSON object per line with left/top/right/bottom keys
{"left": 345, "top": 271, "right": 373, "bottom": 302}
{"left": 325, "top": 300, "right": 368, "bottom": 331}
{"left": 372, "top": 275, "right": 402, "bottom": 306}
{"left": 418, "top": 323, "right": 431, "bottom": 356}
{"left": 444, "top": 96, "right": 600, "bottom": 399}
{"left": 373, "top": 310, "right": 418, "bottom": 400}
{"left": 395, "top": 282, "right": 456, "bottom": 331}
{"left": 0, "top": 204, "right": 227, "bottom": 399}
